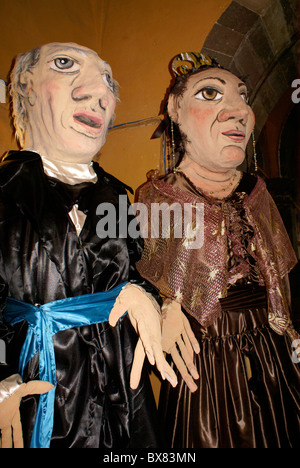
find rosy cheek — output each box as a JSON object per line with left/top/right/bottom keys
{"left": 41, "top": 80, "right": 60, "bottom": 97}
{"left": 187, "top": 107, "right": 214, "bottom": 127}
{"left": 190, "top": 106, "right": 213, "bottom": 118}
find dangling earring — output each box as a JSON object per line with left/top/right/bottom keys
{"left": 170, "top": 118, "right": 176, "bottom": 172}
{"left": 251, "top": 130, "right": 258, "bottom": 172}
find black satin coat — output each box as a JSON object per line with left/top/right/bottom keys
{"left": 0, "top": 150, "right": 161, "bottom": 448}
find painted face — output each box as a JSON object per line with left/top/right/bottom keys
{"left": 169, "top": 68, "right": 255, "bottom": 172}
{"left": 23, "top": 42, "right": 117, "bottom": 163}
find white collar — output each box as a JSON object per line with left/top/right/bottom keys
{"left": 23, "top": 150, "right": 97, "bottom": 185}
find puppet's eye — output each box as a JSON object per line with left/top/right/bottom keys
{"left": 51, "top": 57, "right": 80, "bottom": 72}
{"left": 195, "top": 87, "right": 223, "bottom": 101}
{"left": 240, "top": 91, "right": 249, "bottom": 103}
{"left": 102, "top": 72, "right": 114, "bottom": 91}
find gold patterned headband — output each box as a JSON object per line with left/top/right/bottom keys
{"left": 171, "top": 52, "right": 220, "bottom": 77}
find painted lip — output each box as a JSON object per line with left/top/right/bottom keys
{"left": 221, "top": 130, "right": 245, "bottom": 142}
{"left": 73, "top": 111, "right": 104, "bottom": 134}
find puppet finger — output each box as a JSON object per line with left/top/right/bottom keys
{"left": 152, "top": 346, "right": 178, "bottom": 388}
{"left": 108, "top": 303, "right": 128, "bottom": 327}
{"left": 12, "top": 411, "right": 23, "bottom": 448}
{"left": 183, "top": 316, "right": 200, "bottom": 354}
{"left": 135, "top": 320, "right": 155, "bottom": 365}
{"left": 171, "top": 347, "right": 198, "bottom": 392}
{"left": 130, "top": 339, "right": 146, "bottom": 390}
{"left": 177, "top": 335, "right": 199, "bottom": 380}
{"left": 181, "top": 330, "right": 194, "bottom": 358}
{"left": 23, "top": 380, "right": 54, "bottom": 397}
{"left": 1, "top": 426, "right": 13, "bottom": 448}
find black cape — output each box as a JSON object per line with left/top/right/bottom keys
{"left": 0, "top": 150, "right": 161, "bottom": 448}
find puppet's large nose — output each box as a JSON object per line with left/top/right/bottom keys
{"left": 71, "top": 77, "right": 109, "bottom": 111}
{"left": 217, "top": 94, "right": 250, "bottom": 125}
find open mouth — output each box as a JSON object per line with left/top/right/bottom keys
{"left": 222, "top": 130, "right": 245, "bottom": 142}
{"left": 73, "top": 112, "right": 103, "bottom": 133}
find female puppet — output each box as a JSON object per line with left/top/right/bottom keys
{"left": 137, "top": 52, "right": 300, "bottom": 448}
{"left": 0, "top": 42, "right": 177, "bottom": 449}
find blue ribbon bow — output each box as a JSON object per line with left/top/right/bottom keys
{"left": 4, "top": 282, "right": 127, "bottom": 448}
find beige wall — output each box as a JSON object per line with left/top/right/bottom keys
{"left": 0, "top": 0, "right": 232, "bottom": 403}
{"left": 0, "top": 0, "right": 231, "bottom": 197}
{"left": 100, "top": 0, "right": 232, "bottom": 198}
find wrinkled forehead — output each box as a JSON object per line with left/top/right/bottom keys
{"left": 39, "top": 42, "right": 111, "bottom": 70}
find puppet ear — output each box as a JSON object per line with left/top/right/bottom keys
{"left": 19, "top": 72, "right": 37, "bottom": 106}
{"left": 19, "top": 70, "right": 31, "bottom": 90}
{"left": 167, "top": 95, "right": 179, "bottom": 124}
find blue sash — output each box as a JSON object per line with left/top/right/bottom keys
{"left": 3, "top": 282, "right": 127, "bottom": 448}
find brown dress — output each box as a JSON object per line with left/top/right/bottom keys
{"left": 138, "top": 171, "right": 300, "bottom": 448}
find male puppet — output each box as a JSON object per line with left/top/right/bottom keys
{"left": 0, "top": 42, "right": 177, "bottom": 448}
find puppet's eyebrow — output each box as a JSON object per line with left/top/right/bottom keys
{"left": 192, "top": 77, "right": 226, "bottom": 88}
{"left": 47, "top": 47, "right": 87, "bottom": 57}
{"left": 192, "top": 76, "right": 247, "bottom": 91}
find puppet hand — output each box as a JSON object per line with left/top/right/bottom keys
{"left": 286, "top": 324, "right": 300, "bottom": 364}
{"left": 0, "top": 374, "right": 54, "bottom": 448}
{"left": 109, "top": 284, "right": 178, "bottom": 390}
{"left": 162, "top": 299, "right": 200, "bottom": 392}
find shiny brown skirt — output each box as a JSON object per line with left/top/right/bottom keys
{"left": 158, "top": 288, "right": 300, "bottom": 448}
